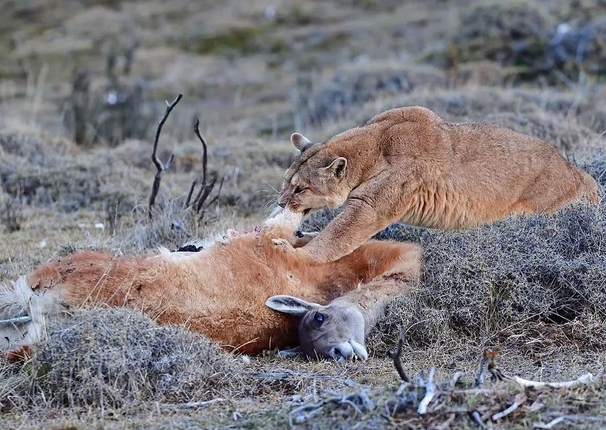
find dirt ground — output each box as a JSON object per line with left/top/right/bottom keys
{"left": 1, "top": 0, "right": 606, "bottom": 428}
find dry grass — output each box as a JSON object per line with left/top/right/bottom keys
{"left": 1, "top": 309, "right": 246, "bottom": 410}
{"left": 1, "top": 0, "right": 606, "bottom": 428}
{"left": 303, "top": 195, "right": 606, "bottom": 358}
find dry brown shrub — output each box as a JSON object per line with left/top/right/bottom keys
{"left": 481, "top": 111, "right": 598, "bottom": 153}
{"left": 0, "top": 129, "right": 77, "bottom": 162}
{"left": 302, "top": 63, "right": 448, "bottom": 126}
{"left": 23, "top": 309, "right": 247, "bottom": 409}
{"left": 451, "top": 2, "right": 556, "bottom": 68}
{"left": 0, "top": 130, "right": 149, "bottom": 214}
{"left": 584, "top": 154, "right": 606, "bottom": 188}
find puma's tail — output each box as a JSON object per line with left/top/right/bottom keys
{"left": 0, "top": 276, "right": 63, "bottom": 359}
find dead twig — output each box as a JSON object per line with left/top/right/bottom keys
{"left": 288, "top": 390, "right": 373, "bottom": 427}
{"left": 173, "top": 398, "right": 227, "bottom": 408}
{"left": 0, "top": 316, "right": 32, "bottom": 325}
{"left": 491, "top": 392, "right": 527, "bottom": 421}
{"left": 148, "top": 94, "right": 183, "bottom": 219}
{"left": 533, "top": 416, "right": 566, "bottom": 429}
{"left": 482, "top": 348, "right": 600, "bottom": 389}
{"left": 475, "top": 348, "right": 499, "bottom": 387}
{"left": 206, "top": 177, "right": 225, "bottom": 207}
{"left": 417, "top": 367, "right": 437, "bottom": 414}
{"left": 185, "top": 119, "right": 224, "bottom": 221}
{"left": 184, "top": 179, "right": 198, "bottom": 208}
{"left": 194, "top": 119, "right": 208, "bottom": 193}
{"left": 502, "top": 372, "right": 598, "bottom": 390}
{"left": 534, "top": 414, "right": 606, "bottom": 428}
{"left": 470, "top": 410, "right": 486, "bottom": 429}
{"left": 388, "top": 330, "right": 411, "bottom": 383}
{"left": 450, "top": 371, "right": 464, "bottom": 389}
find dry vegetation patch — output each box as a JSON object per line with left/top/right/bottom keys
{"left": 0, "top": 141, "right": 148, "bottom": 214}
{"left": 452, "top": 2, "right": 556, "bottom": 69}
{"left": 1, "top": 309, "right": 248, "bottom": 411}
{"left": 303, "top": 197, "right": 606, "bottom": 361}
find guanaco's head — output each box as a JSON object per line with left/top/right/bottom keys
{"left": 277, "top": 133, "right": 350, "bottom": 215}
{"left": 266, "top": 295, "right": 368, "bottom": 361}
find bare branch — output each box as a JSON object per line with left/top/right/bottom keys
{"left": 491, "top": 393, "right": 526, "bottom": 421}
{"left": 481, "top": 347, "right": 600, "bottom": 389}
{"left": 148, "top": 94, "right": 183, "bottom": 219}
{"left": 388, "top": 329, "right": 411, "bottom": 383}
{"left": 503, "top": 372, "right": 598, "bottom": 390}
{"left": 181, "top": 120, "right": 223, "bottom": 221}
{"left": 0, "top": 316, "right": 31, "bottom": 325}
{"left": 185, "top": 179, "right": 198, "bottom": 208}
{"left": 449, "top": 371, "right": 464, "bottom": 389}
{"left": 206, "top": 176, "right": 225, "bottom": 207}
{"left": 470, "top": 410, "right": 486, "bottom": 430}
{"left": 193, "top": 118, "right": 208, "bottom": 187}
{"left": 536, "top": 414, "right": 606, "bottom": 428}
{"left": 475, "top": 348, "right": 499, "bottom": 387}
{"left": 195, "top": 175, "right": 217, "bottom": 214}
{"left": 417, "top": 367, "right": 436, "bottom": 414}
{"left": 172, "top": 398, "right": 226, "bottom": 409}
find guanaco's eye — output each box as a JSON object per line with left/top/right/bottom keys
{"left": 314, "top": 312, "right": 325, "bottom": 325}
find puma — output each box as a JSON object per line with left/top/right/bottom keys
{"left": 278, "top": 106, "right": 599, "bottom": 263}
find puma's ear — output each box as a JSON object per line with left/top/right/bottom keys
{"left": 324, "top": 157, "right": 347, "bottom": 178}
{"left": 265, "top": 295, "right": 320, "bottom": 317}
{"left": 291, "top": 133, "right": 313, "bottom": 152}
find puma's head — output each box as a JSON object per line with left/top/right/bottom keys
{"left": 265, "top": 295, "right": 368, "bottom": 361}
{"left": 277, "top": 133, "right": 350, "bottom": 214}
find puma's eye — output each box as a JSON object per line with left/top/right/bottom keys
{"left": 314, "top": 312, "right": 325, "bottom": 326}
{"left": 294, "top": 186, "right": 307, "bottom": 194}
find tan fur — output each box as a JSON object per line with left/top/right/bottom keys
{"left": 1, "top": 210, "right": 421, "bottom": 357}
{"left": 279, "top": 106, "right": 599, "bottom": 263}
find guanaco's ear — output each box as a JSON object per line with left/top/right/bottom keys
{"left": 265, "top": 295, "right": 320, "bottom": 317}
{"left": 291, "top": 133, "right": 313, "bottom": 152}
{"left": 324, "top": 157, "right": 347, "bottom": 178}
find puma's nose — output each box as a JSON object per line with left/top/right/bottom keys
{"left": 277, "top": 201, "right": 286, "bottom": 208}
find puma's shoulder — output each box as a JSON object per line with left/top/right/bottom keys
{"left": 365, "top": 106, "right": 442, "bottom": 127}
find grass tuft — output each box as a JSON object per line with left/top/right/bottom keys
{"left": 12, "top": 309, "right": 247, "bottom": 410}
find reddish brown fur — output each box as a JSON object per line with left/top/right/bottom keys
{"left": 23, "top": 221, "right": 421, "bottom": 355}
{"left": 2, "top": 345, "right": 32, "bottom": 362}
